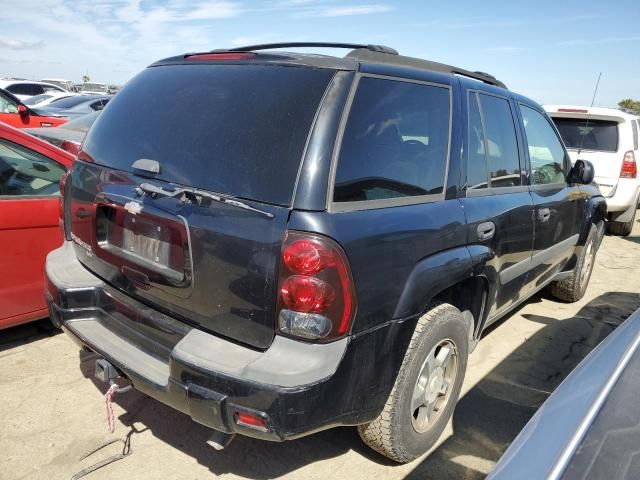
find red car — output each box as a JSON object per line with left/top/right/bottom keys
{"left": 0, "top": 88, "right": 67, "bottom": 129}
{"left": 0, "top": 123, "right": 74, "bottom": 329}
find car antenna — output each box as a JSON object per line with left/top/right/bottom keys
{"left": 577, "top": 72, "right": 602, "bottom": 158}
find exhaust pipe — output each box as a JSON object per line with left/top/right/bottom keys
{"left": 206, "top": 431, "right": 236, "bottom": 451}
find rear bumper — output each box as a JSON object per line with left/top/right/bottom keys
{"left": 604, "top": 178, "right": 639, "bottom": 214}
{"left": 45, "top": 242, "right": 409, "bottom": 440}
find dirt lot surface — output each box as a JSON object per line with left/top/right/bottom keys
{"left": 2, "top": 222, "right": 640, "bottom": 480}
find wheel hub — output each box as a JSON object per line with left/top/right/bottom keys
{"left": 411, "top": 340, "right": 458, "bottom": 433}
{"left": 426, "top": 367, "right": 444, "bottom": 403}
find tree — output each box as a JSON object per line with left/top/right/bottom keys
{"left": 618, "top": 99, "right": 640, "bottom": 115}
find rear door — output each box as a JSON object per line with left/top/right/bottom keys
{"left": 461, "top": 89, "right": 534, "bottom": 320}
{"left": 0, "top": 132, "right": 70, "bottom": 326}
{"left": 518, "top": 104, "right": 586, "bottom": 289}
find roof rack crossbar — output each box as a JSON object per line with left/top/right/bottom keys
{"left": 218, "top": 42, "right": 399, "bottom": 55}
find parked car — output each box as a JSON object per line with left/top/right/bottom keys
{"left": 0, "top": 80, "right": 68, "bottom": 101}
{"left": 45, "top": 42, "right": 606, "bottom": 463}
{"left": 545, "top": 106, "right": 640, "bottom": 236}
{"left": 489, "top": 306, "right": 640, "bottom": 479}
{"left": 79, "top": 82, "right": 109, "bottom": 95}
{"left": 23, "top": 91, "right": 76, "bottom": 108}
{"left": 23, "top": 111, "right": 99, "bottom": 155}
{"left": 33, "top": 95, "right": 111, "bottom": 119}
{"left": 0, "top": 123, "right": 74, "bottom": 329}
{"left": 0, "top": 88, "right": 67, "bottom": 129}
{"left": 40, "top": 78, "right": 75, "bottom": 92}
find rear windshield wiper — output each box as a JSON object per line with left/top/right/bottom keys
{"left": 135, "top": 183, "right": 274, "bottom": 219}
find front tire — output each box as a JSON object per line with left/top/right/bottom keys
{"left": 357, "top": 303, "right": 469, "bottom": 463}
{"left": 549, "top": 224, "right": 599, "bottom": 302}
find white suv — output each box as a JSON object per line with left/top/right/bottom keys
{"left": 544, "top": 105, "right": 640, "bottom": 236}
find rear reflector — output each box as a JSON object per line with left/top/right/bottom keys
{"left": 235, "top": 412, "right": 269, "bottom": 432}
{"left": 621, "top": 151, "right": 637, "bottom": 178}
{"left": 185, "top": 53, "right": 256, "bottom": 61}
{"left": 558, "top": 108, "right": 589, "bottom": 113}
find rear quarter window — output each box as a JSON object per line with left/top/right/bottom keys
{"left": 332, "top": 76, "right": 450, "bottom": 205}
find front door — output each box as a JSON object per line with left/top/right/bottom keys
{"left": 518, "top": 104, "right": 586, "bottom": 290}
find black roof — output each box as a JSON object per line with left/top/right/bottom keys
{"left": 156, "top": 42, "right": 507, "bottom": 89}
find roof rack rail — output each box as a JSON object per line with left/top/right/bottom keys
{"left": 219, "top": 42, "right": 399, "bottom": 55}
{"left": 345, "top": 49, "right": 507, "bottom": 89}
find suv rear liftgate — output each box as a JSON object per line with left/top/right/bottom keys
{"left": 66, "top": 62, "right": 336, "bottom": 350}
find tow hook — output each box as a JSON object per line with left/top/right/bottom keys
{"left": 95, "top": 359, "right": 133, "bottom": 433}
{"left": 206, "top": 430, "right": 236, "bottom": 451}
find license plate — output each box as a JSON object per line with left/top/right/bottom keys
{"left": 117, "top": 213, "right": 171, "bottom": 266}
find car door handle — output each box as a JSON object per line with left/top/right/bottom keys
{"left": 75, "top": 208, "right": 92, "bottom": 218}
{"left": 538, "top": 208, "right": 551, "bottom": 221}
{"left": 477, "top": 221, "right": 495, "bottom": 241}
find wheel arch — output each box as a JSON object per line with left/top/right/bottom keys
{"left": 393, "top": 245, "right": 492, "bottom": 339}
{"left": 580, "top": 195, "right": 607, "bottom": 245}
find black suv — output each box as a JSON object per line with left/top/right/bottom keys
{"left": 46, "top": 43, "right": 606, "bottom": 462}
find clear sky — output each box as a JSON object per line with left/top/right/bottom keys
{"left": 2, "top": 0, "right": 639, "bottom": 107}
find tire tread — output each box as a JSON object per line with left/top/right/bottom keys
{"left": 357, "top": 302, "right": 460, "bottom": 463}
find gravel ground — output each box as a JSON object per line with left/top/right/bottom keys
{"left": 1, "top": 221, "right": 639, "bottom": 480}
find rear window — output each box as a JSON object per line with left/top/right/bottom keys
{"left": 552, "top": 118, "right": 619, "bottom": 152}
{"left": 82, "top": 64, "right": 334, "bottom": 206}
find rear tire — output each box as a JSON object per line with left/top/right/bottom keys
{"left": 357, "top": 303, "right": 469, "bottom": 463}
{"left": 549, "top": 224, "right": 598, "bottom": 302}
{"left": 608, "top": 209, "right": 635, "bottom": 237}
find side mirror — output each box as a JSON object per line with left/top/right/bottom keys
{"left": 17, "top": 104, "right": 29, "bottom": 117}
{"left": 569, "top": 159, "right": 595, "bottom": 185}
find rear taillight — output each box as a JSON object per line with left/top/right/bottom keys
{"left": 276, "top": 231, "right": 356, "bottom": 342}
{"left": 58, "top": 170, "right": 71, "bottom": 239}
{"left": 60, "top": 140, "right": 81, "bottom": 155}
{"left": 621, "top": 151, "right": 637, "bottom": 178}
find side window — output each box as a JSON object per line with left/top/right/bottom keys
{"left": 43, "top": 85, "right": 62, "bottom": 94}
{"left": 91, "top": 100, "right": 108, "bottom": 111}
{"left": 333, "top": 77, "right": 450, "bottom": 203}
{"left": 467, "top": 92, "right": 488, "bottom": 189}
{"left": 520, "top": 105, "right": 567, "bottom": 185}
{"left": 632, "top": 120, "right": 639, "bottom": 151}
{"left": 0, "top": 93, "right": 19, "bottom": 113}
{"left": 477, "top": 94, "right": 521, "bottom": 187}
{"left": 0, "top": 139, "right": 66, "bottom": 196}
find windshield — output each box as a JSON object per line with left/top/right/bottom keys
{"left": 82, "top": 64, "right": 334, "bottom": 206}
{"left": 48, "top": 96, "right": 91, "bottom": 108}
{"left": 552, "top": 118, "right": 619, "bottom": 152}
{"left": 80, "top": 83, "right": 107, "bottom": 93}
{"left": 24, "top": 94, "right": 52, "bottom": 105}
